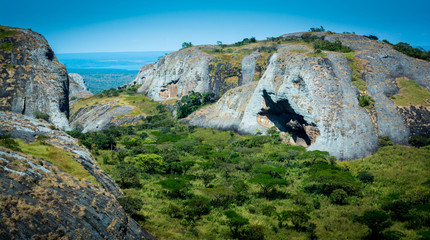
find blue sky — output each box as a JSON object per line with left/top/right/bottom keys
{"left": 1, "top": 0, "right": 429, "bottom": 53}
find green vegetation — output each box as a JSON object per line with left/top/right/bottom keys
{"left": 409, "top": 135, "right": 430, "bottom": 148}
{"left": 176, "top": 91, "right": 216, "bottom": 118}
{"left": 0, "top": 26, "right": 17, "bottom": 39}
{"left": 33, "top": 110, "right": 50, "bottom": 122}
{"left": 358, "top": 94, "right": 375, "bottom": 108}
{"left": 344, "top": 52, "right": 367, "bottom": 92}
{"left": 393, "top": 42, "right": 430, "bottom": 61}
{"left": 389, "top": 78, "right": 430, "bottom": 106}
{"left": 182, "top": 42, "right": 193, "bottom": 48}
{"left": 0, "top": 42, "right": 14, "bottom": 52}
{"left": 0, "top": 135, "right": 98, "bottom": 184}
{"left": 65, "top": 90, "right": 430, "bottom": 239}
{"left": 309, "top": 26, "right": 325, "bottom": 32}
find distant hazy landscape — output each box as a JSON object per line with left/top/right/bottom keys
{"left": 57, "top": 51, "right": 171, "bottom": 93}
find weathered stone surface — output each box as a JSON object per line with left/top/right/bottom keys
{"left": 184, "top": 82, "right": 258, "bottom": 131}
{"left": 0, "top": 26, "right": 70, "bottom": 130}
{"left": 129, "top": 46, "right": 214, "bottom": 101}
{"left": 239, "top": 51, "right": 261, "bottom": 86}
{"left": 0, "top": 111, "right": 122, "bottom": 196}
{"left": 0, "top": 147, "right": 154, "bottom": 240}
{"left": 186, "top": 39, "right": 430, "bottom": 159}
{"left": 69, "top": 73, "right": 93, "bottom": 103}
{"left": 70, "top": 100, "right": 145, "bottom": 133}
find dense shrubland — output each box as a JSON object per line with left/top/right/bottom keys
{"left": 62, "top": 90, "right": 430, "bottom": 240}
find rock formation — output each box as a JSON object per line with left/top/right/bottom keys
{"left": 70, "top": 100, "right": 145, "bottom": 133}
{"left": 0, "top": 26, "right": 70, "bottom": 130}
{"left": 134, "top": 32, "right": 430, "bottom": 159}
{"left": 0, "top": 26, "right": 154, "bottom": 239}
{"left": 69, "top": 73, "right": 93, "bottom": 103}
{"left": 129, "top": 46, "right": 214, "bottom": 101}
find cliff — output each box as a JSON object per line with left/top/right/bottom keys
{"left": 0, "top": 26, "right": 70, "bottom": 130}
{"left": 133, "top": 32, "right": 429, "bottom": 159}
{"left": 0, "top": 111, "right": 155, "bottom": 239}
{"left": 69, "top": 73, "right": 93, "bottom": 103}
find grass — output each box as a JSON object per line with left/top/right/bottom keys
{"left": 71, "top": 91, "right": 160, "bottom": 117}
{"left": 0, "top": 42, "right": 14, "bottom": 52}
{"left": 15, "top": 139, "right": 99, "bottom": 184}
{"left": 343, "top": 52, "right": 367, "bottom": 92}
{"left": 390, "top": 77, "right": 430, "bottom": 106}
{"left": 307, "top": 51, "right": 327, "bottom": 58}
{"left": 0, "top": 26, "right": 17, "bottom": 39}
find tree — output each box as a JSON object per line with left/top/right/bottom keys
{"left": 182, "top": 42, "right": 193, "bottom": 48}
{"left": 356, "top": 209, "right": 392, "bottom": 239}
{"left": 183, "top": 195, "right": 211, "bottom": 221}
{"left": 112, "top": 163, "right": 140, "bottom": 188}
{"left": 117, "top": 196, "right": 143, "bottom": 216}
{"left": 250, "top": 174, "right": 288, "bottom": 198}
{"left": 277, "top": 210, "right": 310, "bottom": 231}
{"left": 158, "top": 178, "right": 188, "bottom": 198}
{"left": 134, "top": 153, "right": 163, "bottom": 173}
{"left": 224, "top": 210, "right": 249, "bottom": 238}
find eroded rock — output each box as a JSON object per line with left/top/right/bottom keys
{"left": 0, "top": 26, "right": 70, "bottom": 130}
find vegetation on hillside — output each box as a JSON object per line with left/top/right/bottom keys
{"left": 389, "top": 77, "right": 430, "bottom": 106}
{"left": 63, "top": 91, "right": 430, "bottom": 240}
{"left": 0, "top": 135, "right": 98, "bottom": 184}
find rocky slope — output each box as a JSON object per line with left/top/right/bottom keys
{"left": 69, "top": 73, "right": 93, "bottom": 103}
{"left": 0, "top": 147, "right": 153, "bottom": 240}
{"left": 70, "top": 100, "right": 145, "bottom": 133}
{"left": 0, "top": 26, "right": 70, "bottom": 130}
{"left": 134, "top": 32, "right": 429, "bottom": 159}
{"left": 0, "top": 111, "right": 155, "bottom": 239}
{"left": 128, "top": 44, "right": 272, "bottom": 100}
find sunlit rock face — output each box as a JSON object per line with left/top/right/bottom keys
{"left": 182, "top": 33, "right": 430, "bottom": 160}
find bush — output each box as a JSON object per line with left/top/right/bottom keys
{"left": 358, "top": 171, "right": 375, "bottom": 183}
{"left": 330, "top": 189, "right": 349, "bottom": 205}
{"left": 393, "top": 42, "right": 430, "bottom": 61}
{"left": 33, "top": 110, "right": 50, "bottom": 122}
{"left": 382, "top": 200, "right": 411, "bottom": 221}
{"left": 117, "top": 196, "right": 143, "bottom": 216}
{"left": 304, "top": 162, "right": 361, "bottom": 196}
{"left": 0, "top": 135, "right": 21, "bottom": 151}
{"left": 358, "top": 94, "right": 375, "bottom": 108}
{"left": 356, "top": 209, "right": 392, "bottom": 239}
{"left": 409, "top": 135, "right": 430, "bottom": 148}
{"left": 379, "top": 136, "right": 393, "bottom": 147}
{"left": 183, "top": 195, "right": 211, "bottom": 220}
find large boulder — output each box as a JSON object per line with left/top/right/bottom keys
{"left": 0, "top": 26, "right": 70, "bottom": 130}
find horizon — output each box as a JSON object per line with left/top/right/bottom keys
{"left": 2, "top": 0, "right": 429, "bottom": 53}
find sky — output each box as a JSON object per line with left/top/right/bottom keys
{"left": 1, "top": 0, "right": 429, "bottom": 53}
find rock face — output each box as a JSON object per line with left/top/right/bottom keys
{"left": 0, "top": 148, "right": 153, "bottom": 240}
{"left": 183, "top": 34, "right": 430, "bottom": 159}
{"left": 70, "top": 100, "right": 145, "bottom": 133}
{"left": 129, "top": 46, "right": 214, "bottom": 101}
{"left": 239, "top": 51, "right": 261, "bottom": 86}
{"left": 184, "top": 82, "right": 258, "bottom": 131}
{"left": 69, "top": 73, "right": 93, "bottom": 102}
{"left": 0, "top": 112, "right": 155, "bottom": 239}
{"left": 0, "top": 26, "right": 70, "bottom": 130}
{"left": 0, "top": 111, "right": 122, "bottom": 196}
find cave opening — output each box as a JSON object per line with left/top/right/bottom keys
{"left": 259, "top": 90, "right": 319, "bottom": 146}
